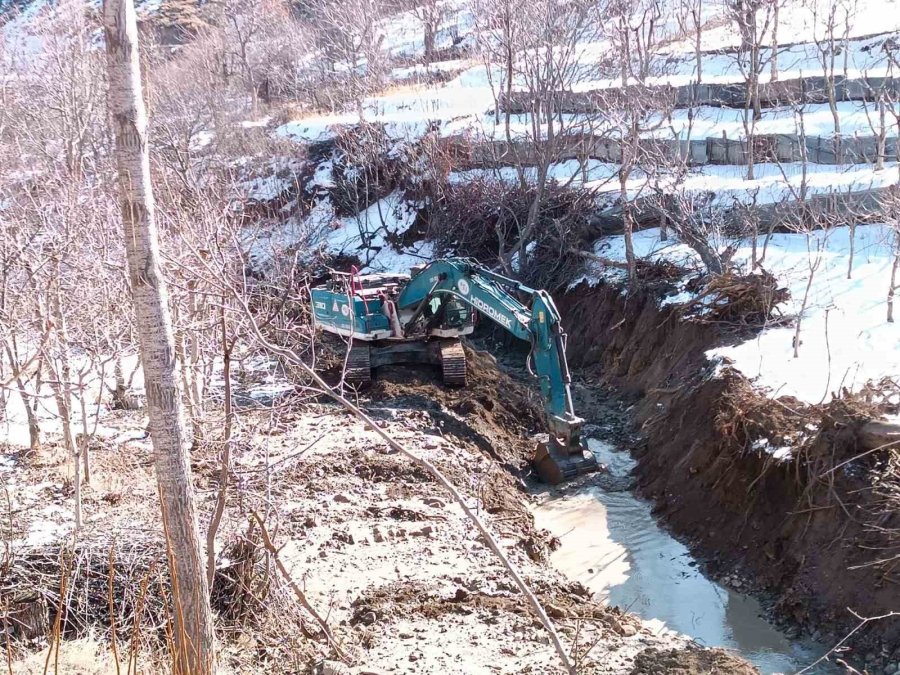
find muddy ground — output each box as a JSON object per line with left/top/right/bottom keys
{"left": 0, "top": 345, "right": 754, "bottom": 674}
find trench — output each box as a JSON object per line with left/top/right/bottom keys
{"left": 533, "top": 439, "right": 836, "bottom": 675}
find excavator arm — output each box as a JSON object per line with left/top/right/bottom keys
{"left": 396, "top": 259, "right": 597, "bottom": 483}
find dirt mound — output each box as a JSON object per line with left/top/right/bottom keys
{"left": 366, "top": 345, "right": 546, "bottom": 471}
{"left": 351, "top": 577, "right": 644, "bottom": 638}
{"left": 630, "top": 646, "right": 759, "bottom": 675}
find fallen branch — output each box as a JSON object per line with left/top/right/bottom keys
{"left": 857, "top": 421, "right": 900, "bottom": 451}
{"left": 231, "top": 292, "right": 577, "bottom": 675}
{"left": 795, "top": 609, "right": 900, "bottom": 674}
{"left": 250, "top": 511, "right": 348, "bottom": 663}
{"left": 570, "top": 248, "right": 629, "bottom": 270}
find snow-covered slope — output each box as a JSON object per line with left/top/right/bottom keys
{"left": 579, "top": 225, "right": 899, "bottom": 406}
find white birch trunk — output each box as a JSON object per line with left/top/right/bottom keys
{"left": 102, "top": 2, "right": 217, "bottom": 672}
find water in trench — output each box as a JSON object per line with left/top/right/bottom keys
{"left": 533, "top": 439, "right": 836, "bottom": 675}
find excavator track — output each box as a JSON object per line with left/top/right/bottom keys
{"left": 439, "top": 339, "right": 467, "bottom": 387}
{"left": 345, "top": 343, "right": 372, "bottom": 385}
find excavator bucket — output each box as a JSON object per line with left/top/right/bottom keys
{"left": 533, "top": 436, "right": 599, "bottom": 485}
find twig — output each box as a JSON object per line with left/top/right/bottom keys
{"left": 795, "top": 609, "right": 900, "bottom": 674}
{"left": 250, "top": 511, "right": 348, "bottom": 663}
{"left": 108, "top": 545, "right": 121, "bottom": 675}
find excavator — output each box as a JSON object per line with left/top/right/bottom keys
{"left": 310, "top": 258, "right": 598, "bottom": 484}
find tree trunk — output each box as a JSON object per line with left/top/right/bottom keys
{"left": 48, "top": 286, "right": 80, "bottom": 529}
{"left": 424, "top": 21, "right": 435, "bottom": 63}
{"left": 620, "top": 173, "right": 637, "bottom": 282}
{"left": 877, "top": 95, "right": 887, "bottom": 170}
{"left": 659, "top": 195, "right": 669, "bottom": 242}
{"left": 847, "top": 221, "right": 856, "bottom": 279}
{"left": 206, "top": 304, "right": 233, "bottom": 588}
{"left": 4, "top": 342, "right": 42, "bottom": 454}
{"left": 889, "top": 227, "right": 899, "bottom": 323}
{"left": 102, "top": 2, "right": 217, "bottom": 674}
{"left": 694, "top": 8, "right": 702, "bottom": 83}
{"left": 770, "top": 1, "right": 779, "bottom": 82}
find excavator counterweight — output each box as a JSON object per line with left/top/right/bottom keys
{"left": 311, "top": 258, "right": 599, "bottom": 484}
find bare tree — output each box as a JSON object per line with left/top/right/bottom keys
{"left": 602, "top": 0, "right": 673, "bottom": 281}
{"left": 208, "top": 0, "right": 292, "bottom": 113}
{"left": 675, "top": 0, "right": 704, "bottom": 83}
{"left": 726, "top": 0, "right": 777, "bottom": 179}
{"left": 410, "top": 0, "right": 447, "bottom": 63}
{"left": 886, "top": 187, "right": 900, "bottom": 323}
{"left": 103, "top": 2, "right": 217, "bottom": 673}
{"left": 310, "top": 0, "right": 386, "bottom": 117}
{"left": 812, "top": 0, "right": 855, "bottom": 163}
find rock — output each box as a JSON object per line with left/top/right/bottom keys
{"left": 320, "top": 661, "right": 353, "bottom": 675}
{"left": 333, "top": 531, "right": 355, "bottom": 545}
{"left": 545, "top": 602, "right": 567, "bottom": 619}
{"left": 620, "top": 624, "right": 638, "bottom": 637}
{"left": 373, "top": 527, "right": 385, "bottom": 543}
{"left": 411, "top": 525, "right": 434, "bottom": 537}
{"left": 399, "top": 632, "right": 413, "bottom": 639}
{"left": 453, "top": 588, "right": 469, "bottom": 602}
{"left": 886, "top": 662, "right": 900, "bottom": 675}
{"left": 359, "top": 611, "right": 377, "bottom": 626}
{"left": 334, "top": 494, "right": 351, "bottom": 504}
{"left": 423, "top": 497, "right": 445, "bottom": 508}
{"left": 409, "top": 650, "right": 422, "bottom": 662}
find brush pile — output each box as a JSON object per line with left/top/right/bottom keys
{"left": 0, "top": 538, "right": 168, "bottom": 646}
{"left": 681, "top": 269, "right": 789, "bottom": 327}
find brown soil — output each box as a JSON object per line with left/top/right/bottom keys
{"left": 558, "top": 282, "right": 900, "bottom": 668}
{"left": 367, "top": 345, "right": 546, "bottom": 469}
{"left": 363, "top": 345, "right": 557, "bottom": 554}
{"left": 630, "top": 646, "right": 760, "bottom": 675}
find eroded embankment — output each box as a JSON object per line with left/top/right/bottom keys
{"left": 558, "top": 283, "right": 900, "bottom": 670}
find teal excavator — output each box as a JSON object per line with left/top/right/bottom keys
{"left": 310, "top": 258, "right": 598, "bottom": 484}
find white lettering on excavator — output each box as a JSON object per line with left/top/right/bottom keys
{"left": 315, "top": 301, "right": 327, "bottom": 310}
{"left": 471, "top": 296, "right": 512, "bottom": 329}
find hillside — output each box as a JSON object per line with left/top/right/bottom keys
{"left": 1, "top": 0, "right": 899, "bottom": 673}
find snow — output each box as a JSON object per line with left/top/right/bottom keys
{"left": 583, "top": 224, "right": 899, "bottom": 404}
{"left": 244, "top": 175, "right": 292, "bottom": 202}
{"left": 320, "top": 191, "right": 428, "bottom": 271}
{"left": 310, "top": 159, "right": 335, "bottom": 189}
{"left": 709, "top": 224, "right": 900, "bottom": 403}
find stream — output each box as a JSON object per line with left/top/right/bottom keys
{"left": 533, "top": 439, "right": 837, "bottom": 675}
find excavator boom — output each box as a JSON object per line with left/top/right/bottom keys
{"left": 396, "top": 259, "right": 598, "bottom": 484}
{"left": 312, "top": 258, "right": 598, "bottom": 483}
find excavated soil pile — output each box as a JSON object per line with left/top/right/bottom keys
{"left": 558, "top": 281, "right": 900, "bottom": 667}
{"left": 367, "top": 345, "right": 547, "bottom": 472}
{"left": 630, "top": 646, "right": 760, "bottom": 675}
